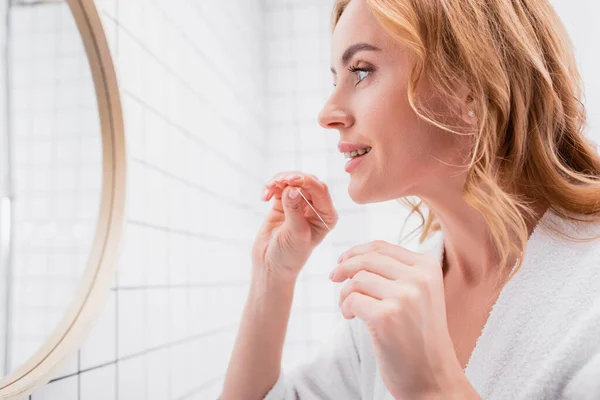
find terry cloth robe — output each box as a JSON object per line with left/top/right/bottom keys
{"left": 262, "top": 208, "right": 600, "bottom": 400}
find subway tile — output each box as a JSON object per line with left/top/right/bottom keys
{"left": 117, "top": 223, "right": 148, "bottom": 287}
{"left": 32, "top": 375, "right": 78, "bottom": 400}
{"left": 80, "top": 364, "right": 116, "bottom": 400}
{"left": 117, "top": 355, "right": 146, "bottom": 399}
{"left": 117, "top": 290, "right": 146, "bottom": 358}
{"left": 80, "top": 292, "right": 116, "bottom": 370}
{"left": 146, "top": 348, "right": 169, "bottom": 400}
{"left": 145, "top": 288, "right": 169, "bottom": 349}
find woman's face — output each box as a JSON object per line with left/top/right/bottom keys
{"left": 318, "top": 0, "right": 473, "bottom": 204}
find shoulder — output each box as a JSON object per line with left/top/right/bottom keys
{"left": 539, "top": 209, "right": 600, "bottom": 268}
{"left": 528, "top": 209, "right": 600, "bottom": 320}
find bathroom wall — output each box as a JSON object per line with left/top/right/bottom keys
{"left": 550, "top": 0, "right": 600, "bottom": 145}
{"left": 31, "top": 0, "right": 268, "bottom": 399}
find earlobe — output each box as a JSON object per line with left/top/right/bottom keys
{"left": 464, "top": 108, "right": 477, "bottom": 125}
{"left": 463, "top": 94, "right": 477, "bottom": 123}
{"left": 454, "top": 83, "right": 477, "bottom": 124}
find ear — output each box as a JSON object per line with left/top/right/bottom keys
{"left": 454, "top": 82, "right": 478, "bottom": 126}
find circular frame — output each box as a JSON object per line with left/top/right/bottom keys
{"left": 0, "top": 0, "right": 126, "bottom": 398}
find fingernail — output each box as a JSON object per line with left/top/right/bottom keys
{"left": 289, "top": 188, "right": 299, "bottom": 199}
{"left": 287, "top": 174, "right": 301, "bottom": 181}
{"left": 337, "top": 253, "right": 344, "bottom": 263}
{"left": 329, "top": 269, "right": 336, "bottom": 280}
{"left": 262, "top": 188, "right": 269, "bottom": 199}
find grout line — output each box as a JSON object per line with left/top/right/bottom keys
{"left": 100, "top": 10, "right": 267, "bottom": 153}
{"left": 130, "top": 157, "right": 264, "bottom": 216}
{"left": 126, "top": 219, "right": 249, "bottom": 247}
{"left": 151, "top": 0, "right": 264, "bottom": 115}
{"left": 121, "top": 88, "right": 266, "bottom": 185}
{"left": 47, "top": 323, "right": 238, "bottom": 385}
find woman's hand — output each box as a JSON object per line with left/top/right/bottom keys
{"left": 252, "top": 172, "right": 338, "bottom": 281}
{"left": 331, "top": 240, "right": 480, "bottom": 399}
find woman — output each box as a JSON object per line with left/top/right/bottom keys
{"left": 221, "top": 0, "right": 600, "bottom": 399}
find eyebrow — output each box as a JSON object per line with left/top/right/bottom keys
{"left": 330, "top": 43, "right": 381, "bottom": 74}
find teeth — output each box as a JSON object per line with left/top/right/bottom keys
{"left": 344, "top": 147, "right": 371, "bottom": 159}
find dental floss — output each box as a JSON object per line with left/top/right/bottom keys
{"left": 296, "top": 187, "right": 332, "bottom": 231}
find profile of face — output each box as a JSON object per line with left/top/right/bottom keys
{"left": 318, "top": 0, "right": 475, "bottom": 204}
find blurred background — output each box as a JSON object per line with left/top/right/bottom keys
{"left": 0, "top": 0, "right": 598, "bottom": 399}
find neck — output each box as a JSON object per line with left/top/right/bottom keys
{"left": 421, "top": 193, "right": 549, "bottom": 288}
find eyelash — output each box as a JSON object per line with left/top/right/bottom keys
{"left": 332, "top": 65, "right": 373, "bottom": 87}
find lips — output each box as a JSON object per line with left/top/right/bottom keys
{"left": 338, "top": 142, "right": 372, "bottom": 153}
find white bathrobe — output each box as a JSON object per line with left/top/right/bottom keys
{"left": 263, "top": 208, "right": 600, "bottom": 399}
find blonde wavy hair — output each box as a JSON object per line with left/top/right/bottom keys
{"left": 331, "top": 0, "right": 600, "bottom": 283}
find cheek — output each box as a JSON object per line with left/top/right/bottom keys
{"left": 355, "top": 80, "right": 467, "bottom": 174}
{"left": 369, "top": 91, "right": 438, "bottom": 160}
{"left": 358, "top": 85, "right": 418, "bottom": 142}
{"left": 373, "top": 103, "right": 464, "bottom": 179}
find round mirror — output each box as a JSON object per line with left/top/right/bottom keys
{"left": 0, "top": 0, "right": 125, "bottom": 397}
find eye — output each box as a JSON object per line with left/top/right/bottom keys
{"left": 348, "top": 65, "right": 372, "bottom": 85}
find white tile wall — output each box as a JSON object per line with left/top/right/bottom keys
{"left": 79, "top": 364, "right": 115, "bottom": 400}
{"left": 549, "top": 0, "right": 600, "bottom": 145}
{"left": 31, "top": 0, "right": 267, "bottom": 398}
{"left": 33, "top": 376, "right": 78, "bottom": 400}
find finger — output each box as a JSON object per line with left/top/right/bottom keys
{"left": 280, "top": 176, "right": 325, "bottom": 194}
{"left": 299, "top": 174, "right": 326, "bottom": 190}
{"left": 263, "top": 179, "right": 291, "bottom": 201}
{"left": 264, "top": 173, "right": 316, "bottom": 198}
{"left": 263, "top": 173, "right": 330, "bottom": 207}
{"left": 291, "top": 175, "right": 333, "bottom": 213}
{"left": 331, "top": 253, "right": 413, "bottom": 282}
{"left": 264, "top": 172, "right": 294, "bottom": 192}
{"left": 263, "top": 184, "right": 282, "bottom": 201}
{"left": 267, "top": 175, "right": 331, "bottom": 208}
{"left": 340, "top": 291, "right": 381, "bottom": 321}
{"left": 266, "top": 172, "right": 317, "bottom": 187}
{"left": 281, "top": 185, "right": 311, "bottom": 230}
{"left": 266, "top": 172, "right": 326, "bottom": 190}
{"left": 270, "top": 183, "right": 291, "bottom": 201}
{"left": 270, "top": 184, "right": 296, "bottom": 201}
{"left": 338, "top": 240, "right": 423, "bottom": 266}
{"left": 338, "top": 270, "right": 396, "bottom": 306}
{"left": 266, "top": 171, "right": 297, "bottom": 184}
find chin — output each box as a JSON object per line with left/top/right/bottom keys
{"left": 348, "top": 178, "right": 410, "bottom": 205}
{"left": 347, "top": 182, "right": 374, "bottom": 204}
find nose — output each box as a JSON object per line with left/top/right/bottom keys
{"left": 318, "top": 103, "right": 354, "bottom": 130}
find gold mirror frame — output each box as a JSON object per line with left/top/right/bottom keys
{"left": 0, "top": 0, "right": 126, "bottom": 398}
